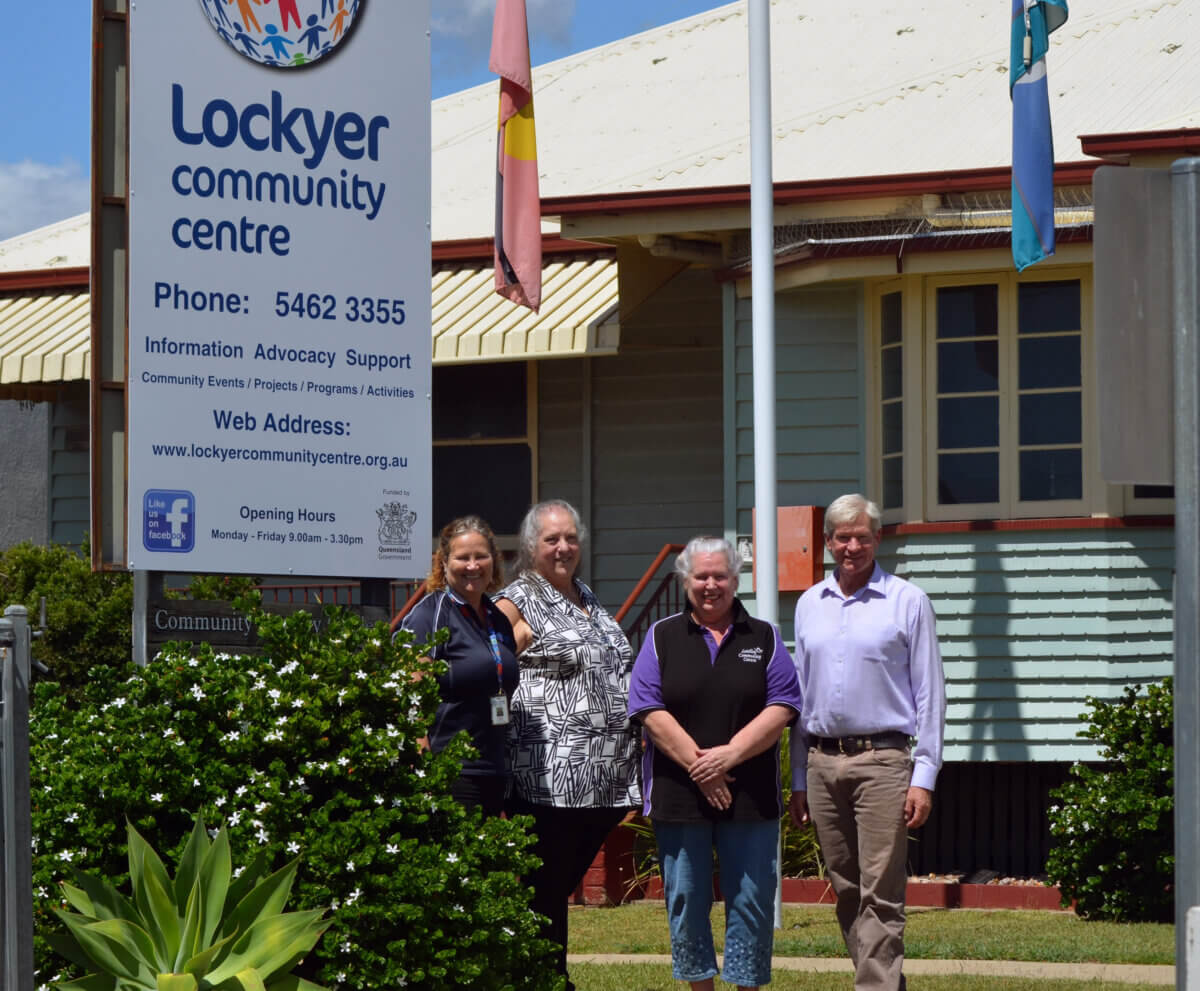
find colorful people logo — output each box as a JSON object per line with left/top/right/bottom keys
{"left": 198, "top": 0, "right": 364, "bottom": 68}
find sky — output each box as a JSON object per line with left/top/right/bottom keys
{"left": 0, "top": 0, "right": 722, "bottom": 242}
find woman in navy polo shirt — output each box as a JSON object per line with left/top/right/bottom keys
{"left": 400, "top": 515, "right": 519, "bottom": 817}
{"left": 628, "top": 536, "right": 803, "bottom": 991}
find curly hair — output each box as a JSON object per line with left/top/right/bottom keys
{"left": 425, "top": 515, "right": 504, "bottom": 594}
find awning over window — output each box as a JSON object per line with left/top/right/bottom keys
{"left": 432, "top": 256, "right": 619, "bottom": 363}
{"left": 0, "top": 257, "right": 621, "bottom": 392}
{"left": 0, "top": 289, "right": 90, "bottom": 387}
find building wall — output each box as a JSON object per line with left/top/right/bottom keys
{"left": 731, "top": 280, "right": 1174, "bottom": 764}
{"left": 537, "top": 267, "right": 725, "bottom": 613}
{"left": 734, "top": 285, "right": 863, "bottom": 542}
{"left": 882, "top": 527, "right": 1174, "bottom": 762}
{"left": 49, "top": 383, "right": 90, "bottom": 548}
{"left": 0, "top": 398, "right": 50, "bottom": 547}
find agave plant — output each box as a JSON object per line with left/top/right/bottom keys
{"left": 48, "top": 816, "right": 330, "bottom": 991}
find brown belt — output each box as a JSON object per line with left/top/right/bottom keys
{"left": 812, "top": 732, "right": 911, "bottom": 756}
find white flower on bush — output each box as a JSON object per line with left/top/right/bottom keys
{"left": 386, "top": 844, "right": 398, "bottom": 854}
{"left": 346, "top": 860, "right": 355, "bottom": 872}
{"left": 151, "top": 793, "right": 164, "bottom": 802}
{"left": 446, "top": 853, "right": 459, "bottom": 864}
{"left": 287, "top": 841, "right": 300, "bottom": 854}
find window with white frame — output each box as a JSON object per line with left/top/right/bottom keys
{"left": 879, "top": 289, "right": 904, "bottom": 512}
{"left": 873, "top": 270, "right": 1173, "bottom": 523}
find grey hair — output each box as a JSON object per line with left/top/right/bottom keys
{"left": 824, "top": 493, "right": 882, "bottom": 537}
{"left": 514, "top": 499, "right": 588, "bottom": 576}
{"left": 675, "top": 535, "right": 743, "bottom": 584}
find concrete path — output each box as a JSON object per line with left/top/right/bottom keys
{"left": 567, "top": 954, "right": 1175, "bottom": 985}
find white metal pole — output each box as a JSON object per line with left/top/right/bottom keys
{"left": 1171, "top": 157, "right": 1200, "bottom": 991}
{"left": 747, "top": 0, "right": 780, "bottom": 928}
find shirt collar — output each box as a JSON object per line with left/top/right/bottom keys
{"left": 684, "top": 596, "right": 752, "bottom": 633}
{"left": 819, "top": 563, "right": 887, "bottom": 601}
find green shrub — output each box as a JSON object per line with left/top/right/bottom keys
{"left": 0, "top": 540, "right": 133, "bottom": 695}
{"left": 1045, "top": 678, "right": 1174, "bottom": 922}
{"left": 31, "top": 605, "right": 561, "bottom": 991}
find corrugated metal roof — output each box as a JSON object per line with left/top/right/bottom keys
{"left": 0, "top": 289, "right": 90, "bottom": 384}
{"left": 0, "top": 258, "right": 619, "bottom": 384}
{"left": 0, "top": 213, "right": 89, "bottom": 273}
{"left": 432, "top": 256, "right": 619, "bottom": 363}
{"left": 432, "top": 0, "right": 1199, "bottom": 240}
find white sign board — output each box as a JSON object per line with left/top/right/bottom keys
{"left": 128, "top": 0, "right": 431, "bottom": 578}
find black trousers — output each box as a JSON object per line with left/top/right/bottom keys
{"left": 449, "top": 773, "right": 506, "bottom": 818}
{"left": 507, "top": 797, "right": 628, "bottom": 988}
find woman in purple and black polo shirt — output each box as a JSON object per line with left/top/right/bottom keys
{"left": 628, "top": 536, "right": 803, "bottom": 991}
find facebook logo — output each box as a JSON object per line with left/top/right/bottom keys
{"left": 143, "top": 489, "right": 196, "bottom": 553}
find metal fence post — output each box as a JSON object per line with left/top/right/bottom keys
{"left": 1, "top": 604, "right": 33, "bottom": 991}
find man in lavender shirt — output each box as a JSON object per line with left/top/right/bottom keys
{"left": 788, "top": 494, "right": 946, "bottom": 991}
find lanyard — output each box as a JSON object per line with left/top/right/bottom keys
{"left": 448, "top": 590, "right": 506, "bottom": 694}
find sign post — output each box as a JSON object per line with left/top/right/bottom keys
{"left": 126, "top": 1, "right": 432, "bottom": 581}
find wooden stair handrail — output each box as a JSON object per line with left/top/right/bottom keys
{"left": 389, "top": 579, "right": 430, "bottom": 633}
{"left": 613, "top": 543, "right": 685, "bottom": 624}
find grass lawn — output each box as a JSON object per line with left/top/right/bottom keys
{"left": 569, "top": 964, "right": 1169, "bottom": 991}
{"left": 567, "top": 903, "right": 1175, "bottom": 965}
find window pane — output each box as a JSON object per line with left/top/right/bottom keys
{"left": 938, "top": 396, "right": 999, "bottom": 449}
{"left": 1020, "top": 392, "right": 1081, "bottom": 446}
{"left": 1020, "top": 448, "right": 1082, "bottom": 501}
{"left": 882, "top": 402, "right": 903, "bottom": 455}
{"left": 938, "top": 452, "right": 999, "bottom": 504}
{"left": 433, "top": 443, "right": 531, "bottom": 534}
{"left": 1019, "top": 336, "right": 1081, "bottom": 389}
{"left": 882, "top": 347, "right": 902, "bottom": 400}
{"left": 1134, "top": 485, "right": 1174, "bottom": 499}
{"left": 936, "top": 284, "right": 998, "bottom": 339}
{"left": 883, "top": 456, "right": 903, "bottom": 509}
{"left": 1019, "top": 280, "right": 1080, "bottom": 334}
{"left": 881, "top": 292, "right": 902, "bottom": 346}
{"left": 433, "top": 363, "right": 527, "bottom": 440}
{"left": 937, "top": 340, "right": 999, "bottom": 393}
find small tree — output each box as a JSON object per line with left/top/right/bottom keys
{"left": 0, "top": 540, "right": 133, "bottom": 698}
{"left": 1045, "top": 678, "right": 1174, "bottom": 922}
{"left": 32, "top": 604, "right": 561, "bottom": 990}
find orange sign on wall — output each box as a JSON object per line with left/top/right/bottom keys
{"left": 753, "top": 505, "right": 825, "bottom": 592}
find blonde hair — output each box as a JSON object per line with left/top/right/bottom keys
{"left": 426, "top": 516, "right": 504, "bottom": 594}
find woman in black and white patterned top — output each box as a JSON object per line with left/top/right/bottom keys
{"left": 496, "top": 499, "right": 640, "bottom": 991}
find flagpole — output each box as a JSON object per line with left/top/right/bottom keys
{"left": 747, "top": 0, "right": 780, "bottom": 928}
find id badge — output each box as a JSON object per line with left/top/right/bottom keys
{"left": 490, "top": 694, "right": 510, "bottom": 726}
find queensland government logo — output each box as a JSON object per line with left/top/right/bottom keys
{"left": 376, "top": 502, "right": 417, "bottom": 557}
{"left": 199, "top": 0, "right": 365, "bottom": 68}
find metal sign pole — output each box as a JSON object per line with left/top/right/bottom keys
{"left": 1, "top": 606, "right": 33, "bottom": 991}
{"left": 1171, "top": 157, "right": 1200, "bottom": 991}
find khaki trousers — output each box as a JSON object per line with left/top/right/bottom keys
{"left": 806, "top": 746, "right": 912, "bottom": 991}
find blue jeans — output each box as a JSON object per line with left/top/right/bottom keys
{"left": 654, "top": 818, "right": 779, "bottom": 986}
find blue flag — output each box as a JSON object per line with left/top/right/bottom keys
{"left": 1010, "top": 0, "right": 1068, "bottom": 271}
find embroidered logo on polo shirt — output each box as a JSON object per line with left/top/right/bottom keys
{"left": 738, "top": 646, "right": 763, "bottom": 663}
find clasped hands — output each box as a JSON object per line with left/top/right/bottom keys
{"left": 688, "top": 744, "right": 738, "bottom": 811}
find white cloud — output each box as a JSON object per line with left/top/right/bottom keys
{"left": 0, "top": 160, "right": 90, "bottom": 242}
{"left": 432, "top": 0, "right": 573, "bottom": 90}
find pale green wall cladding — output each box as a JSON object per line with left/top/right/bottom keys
{"left": 733, "top": 287, "right": 863, "bottom": 540}
{"left": 881, "top": 530, "right": 1174, "bottom": 762}
{"left": 50, "top": 383, "right": 90, "bottom": 548}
